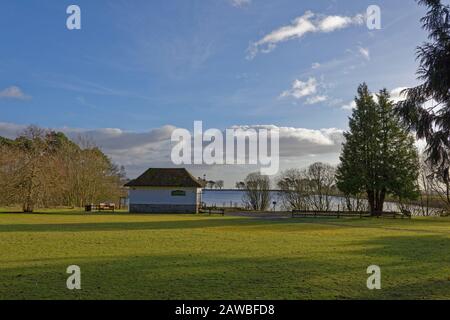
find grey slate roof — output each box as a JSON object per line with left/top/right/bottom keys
{"left": 124, "top": 168, "right": 204, "bottom": 188}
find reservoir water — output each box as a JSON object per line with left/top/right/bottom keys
{"left": 201, "top": 189, "right": 436, "bottom": 215}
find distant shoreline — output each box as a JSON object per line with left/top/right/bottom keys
{"left": 203, "top": 189, "right": 284, "bottom": 192}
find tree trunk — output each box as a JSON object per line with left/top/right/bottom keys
{"left": 379, "top": 189, "right": 386, "bottom": 212}
{"left": 370, "top": 189, "right": 386, "bottom": 216}
{"left": 23, "top": 162, "right": 36, "bottom": 213}
{"left": 367, "top": 189, "right": 386, "bottom": 216}
{"left": 446, "top": 179, "right": 450, "bottom": 206}
{"left": 367, "top": 190, "right": 375, "bottom": 215}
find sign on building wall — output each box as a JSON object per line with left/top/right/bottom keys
{"left": 171, "top": 190, "right": 186, "bottom": 197}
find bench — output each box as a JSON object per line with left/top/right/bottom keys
{"left": 200, "top": 208, "right": 225, "bottom": 216}
{"left": 377, "top": 211, "right": 411, "bottom": 219}
{"left": 98, "top": 203, "right": 115, "bottom": 212}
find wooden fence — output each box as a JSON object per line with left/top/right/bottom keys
{"left": 291, "top": 210, "right": 411, "bottom": 219}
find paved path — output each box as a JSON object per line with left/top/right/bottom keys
{"left": 226, "top": 212, "right": 292, "bottom": 220}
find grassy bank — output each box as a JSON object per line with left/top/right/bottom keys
{"left": 0, "top": 209, "right": 449, "bottom": 299}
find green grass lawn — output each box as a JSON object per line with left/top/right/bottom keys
{"left": 0, "top": 209, "right": 449, "bottom": 300}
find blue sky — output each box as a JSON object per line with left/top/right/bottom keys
{"left": 0, "top": 0, "right": 427, "bottom": 129}
{"left": 0, "top": 0, "right": 433, "bottom": 183}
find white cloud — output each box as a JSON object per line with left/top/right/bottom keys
{"left": 318, "top": 15, "right": 363, "bottom": 32}
{"left": 0, "top": 122, "right": 26, "bottom": 137}
{"left": 358, "top": 47, "right": 370, "bottom": 60}
{"left": 341, "top": 100, "right": 357, "bottom": 110}
{"left": 312, "top": 62, "right": 321, "bottom": 69}
{"left": 389, "top": 87, "right": 409, "bottom": 103}
{"left": 306, "top": 95, "right": 328, "bottom": 105}
{"left": 0, "top": 86, "right": 31, "bottom": 100}
{"left": 247, "top": 11, "right": 364, "bottom": 59}
{"left": 230, "top": 0, "right": 251, "bottom": 7}
{"left": 280, "top": 77, "right": 328, "bottom": 105}
{"left": 389, "top": 87, "right": 441, "bottom": 110}
{"left": 281, "top": 77, "right": 318, "bottom": 99}
{"left": 224, "top": 125, "right": 345, "bottom": 158}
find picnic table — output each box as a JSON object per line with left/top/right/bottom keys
{"left": 85, "top": 203, "right": 116, "bottom": 213}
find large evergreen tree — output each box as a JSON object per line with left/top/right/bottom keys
{"left": 396, "top": 0, "right": 450, "bottom": 179}
{"left": 337, "top": 84, "right": 420, "bottom": 215}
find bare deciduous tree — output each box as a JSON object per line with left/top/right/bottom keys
{"left": 206, "top": 181, "right": 216, "bottom": 189}
{"left": 215, "top": 180, "right": 224, "bottom": 190}
{"left": 304, "top": 162, "right": 336, "bottom": 212}
{"left": 277, "top": 163, "right": 337, "bottom": 212}
{"left": 418, "top": 156, "right": 435, "bottom": 216}
{"left": 243, "top": 172, "right": 271, "bottom": 211}
{"left": 339, "top": 194, "right": 368, "bottom": 212}
{"left": 427, "top": 166, "right": 450, "bottom": 214}
{"left": 277, "top": 169, "right": 309, "bottom": 211}
{"left": 15, "top": 126, "right": 57, "bottom": 212}
{"left": 235, "top": 181, "right": 246, "bottom": 190}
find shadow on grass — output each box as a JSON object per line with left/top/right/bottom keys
{"left": 1, "top": 232, "right": 449, "bottom": 299}
{"left": 0, "top": 253, "right": 378, "bottom": 300}
{"left": 0, "top": 218, "right": 305, "bottom": 233}
{"left": 2, "top": 243, "right": 449, "bottom": 300}
{"left": 354, "top": 234, "right": 450, "bottom": 263}
{"left": 299, "top": 217, "right": 450, "bottom": 236}
{"left": 348, "top": 234, "right": 450, "bottom": 299}
{"left": 2, "top": 214, "right": 450, "bottom": 235}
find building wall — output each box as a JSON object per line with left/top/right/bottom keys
{"left": 130, "top": 204, "right": 198, "bottom": 214}
{"left": 128, "top": 187, "right": 202, "bottom": 213}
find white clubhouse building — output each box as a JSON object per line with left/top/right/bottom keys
{"left": 125, "top": 168, "right": 204, "bottom": 214}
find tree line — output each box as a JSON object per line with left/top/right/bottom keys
{"left": 0, "top": 126, "right": 126, "bottom": 212}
